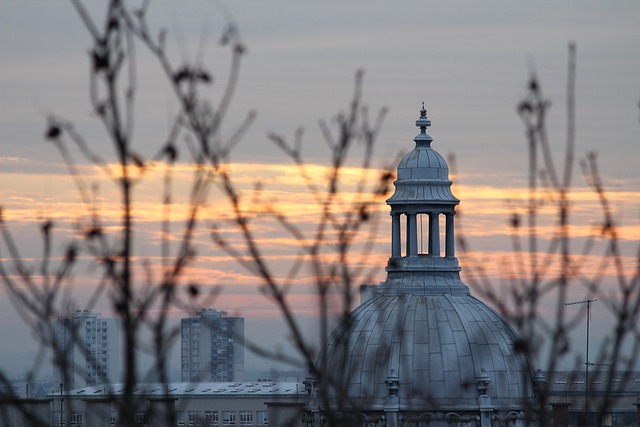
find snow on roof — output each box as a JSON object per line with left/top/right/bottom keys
{"left": 51, "top": 381, "right": 306, "bottom": 398}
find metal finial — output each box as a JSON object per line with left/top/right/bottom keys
{"left": 415, "top": 102, "right": 432, "bottom": 132}
{"left": 420, "top": 102, "right": 427, "bottom": 117}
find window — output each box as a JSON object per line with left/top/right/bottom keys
{"left": 239, "top": 411, "right": 253, "bottom": 425}
{"left": 136, "top": 411, "right": 149, "bottom": 424}
{"left": 256, "top": 411, "right": 268, "bottom": 425}
{"left": 70, "top": 412, "right": 83, "bottom": 425}
{"left": 188, "top": 411, "right": 200, "bottom": 425}
{"left": 222, "top": 411, "right": 235, "bottom": 425}
{"left": 205, "top": 411, "right": 219, "bottom": 425}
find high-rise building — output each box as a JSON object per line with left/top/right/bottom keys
{"left": 53, "top": 310, "right": 120, "bottom": 391}
{"left": 181, "top": 309, "right": 244, "bottom": 382}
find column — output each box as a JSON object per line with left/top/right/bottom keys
{"left": 407, "top": 213, "right": 417, "bottom": 256}
{"left": 476, "top": 369, "right": 493, "bottom": 427}
{"left": 384, "top": 376, "right": 400, "bottom": 427}
{"left": 391, "top": 213, "right": 401, "bottom": 257}
{"left": 445, "top": 213, "right": 455, "bottom": 258}
{"left": 428, "top": 213, "right": 440, "bottom": 257}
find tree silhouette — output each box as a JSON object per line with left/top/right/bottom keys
{"left": 0, "top": 3, "right": 638, "bottom": 427}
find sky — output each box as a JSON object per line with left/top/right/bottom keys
{"left": 1, "top": 1, "right": 639, "bottom": 379}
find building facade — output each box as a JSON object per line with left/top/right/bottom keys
{"left": 6, "top": 373, "right": 640, "bottom": 426}
{"left": 53, "top": 310, "right": 120, "bottom": 392}
{"left": 41, "top": 381, "right": 304, "bottom": 427}
{"left": 181, "top": 309, "right": 245, "bottom": 383}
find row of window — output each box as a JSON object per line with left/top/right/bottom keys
{"left": 176, "top": 410, "right": 267, "bottom": 426}
{"left": 55, "top": 410, "right": 268, "bottom": 426}
{"left": 51, "top": 412, "right": 83, "bottom": 425}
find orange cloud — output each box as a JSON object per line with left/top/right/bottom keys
{"left": 1, "top": 159, "right": 637, "bottom": 326}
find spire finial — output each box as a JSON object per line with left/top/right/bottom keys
{"left": 415, "top": 102, "right": 431, "bottom": 134}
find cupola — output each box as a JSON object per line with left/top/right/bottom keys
{"left": 384, "top": 105, "right": 467, "bottom": 296}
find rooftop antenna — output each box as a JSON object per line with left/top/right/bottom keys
{"left": 565, "top": 298, "right": 598, "bottom": 424}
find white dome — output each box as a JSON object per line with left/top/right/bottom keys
{"left": 387, "top": 108, "right": 458, "bottom": 206}
{"left": 322, "top": 293, "right": 533, "bottom": 411}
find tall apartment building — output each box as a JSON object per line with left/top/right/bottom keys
{"left": 53, "top": 310, "right": 120, "bottom": 391}
{"left": 181, "top": 309, "right": 244, "bottom": 382}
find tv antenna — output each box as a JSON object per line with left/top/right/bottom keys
{"left": 565, "top": 298, "right": 598, "bottom": 423}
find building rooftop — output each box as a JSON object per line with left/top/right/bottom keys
{"left": 50, "top": 381, "right": 306, "bottom": 398}
{"left": 546, "top": 371, "right": 640, "bottom": 396}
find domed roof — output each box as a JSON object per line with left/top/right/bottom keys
{"left": 313, "top": 106, "right": 533, "bottom": 422}
{"left": 322, "top": 293, "right": 533, "bottom": 411}
{"left": 396, "top": 143, "right": 449, "bottom": 180}
{"left": 387, "top": 105, "right": 459, "bottom": 205}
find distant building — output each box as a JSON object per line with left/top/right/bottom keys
{"left": 5, "top": 372, "right": 638, "bottom": 426}
{"left": 38, "top": 381, "right": 304, "bottom": 427}
{"left": 53, "top": 310, "right": 120, "bottom": 392}
{"left": 181, "top": 309, "right": 244, "bottom": 382}
{"left": 546, "top": 370, "right": 640, "bottom": 427}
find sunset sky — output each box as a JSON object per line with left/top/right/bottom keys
{"left": 1, "top": 1, "right": 639, "bottom": 377}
